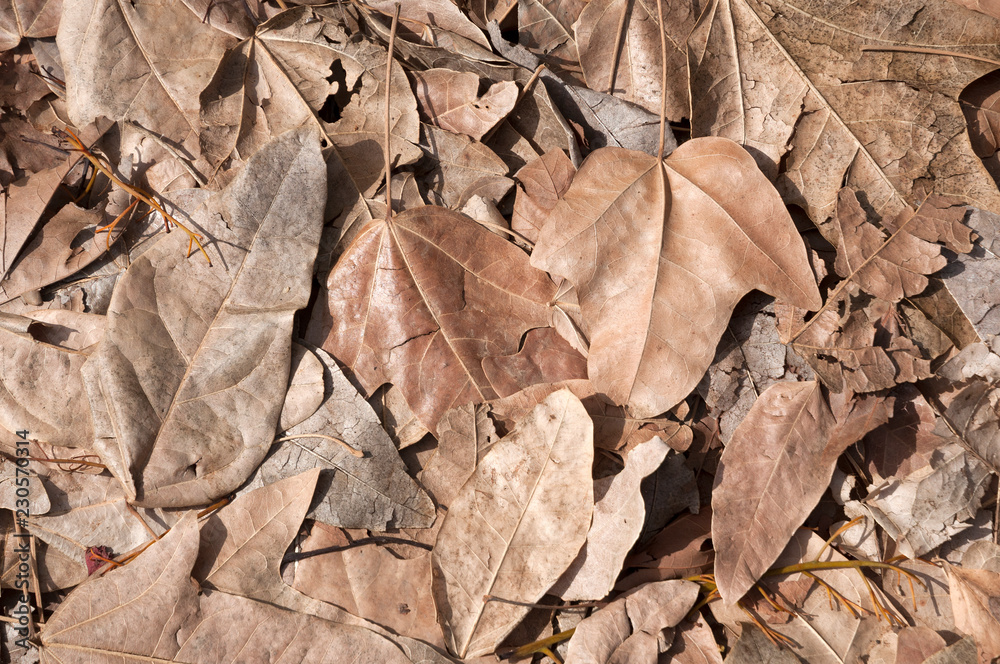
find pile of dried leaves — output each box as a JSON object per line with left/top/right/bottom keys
{"left": 3, "top": 0, "right": 1000, "bottom": 662}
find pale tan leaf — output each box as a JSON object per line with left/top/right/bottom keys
{"left": 277, "top": 342, "right": 325, "bottom": 432}
{"left": 562, "top": 579, "right": 699, "bottom": 664}
{"left": 658, "top": 615, "right": 723, "bottom": 664}
{"left": 23, "top": 310, "right": 105, "bottom": 352}
{"left": 517, "top": 0, "right": 586, "bottom": 80}
{"left": 91, "top": 128, "right": 326, "bottom": 507}
{"left": 0, "top": 0, "right": 61, "bottom": 48}
{"left": 419, "top": 124, "right": 514, "bottom": 209}
{"left": 944, "top": 564, "right": 1000, "bottom": 660}
{"left": 531, "top": 138, "right": 821, "bottom": 417}
{"left": 689, "top": 0, "right": 1000, "bottom": 228}
{"left": 864, "top": 442, "right": 991, "bottom": 558}
{"left": 193, "top": 469, "right": 320, "bottom": 602}
{"left": 412, "top": 69, "right": 518, "bottom": 141}
{"left": 292, "top": 525, "right": 445, "bottom": 648}
{"left": 551, "top": 437, "right": 670, "bottom": 601}
{"left": 0, "top": 314, "right": 93, "bottom": 448}
{"left": 894, "top": 626, "right": 946, "bottom": 664}
{"left": 38, "top": 514, "right": 416, "bottom": 664}
{"left": 432, "top": 389, "right": 594, "bottom": 658}
{"left": 239, "top": 346, "right": 436, "bottom": 530}
{"left": 58, "top": 0, "right": 234, "bottom": 167}
{"left": 724, "top": 625, "right": 800, "bottom": 664}
{"left": 307, "top": 203, "right": 555, "bottom": 436}
{"left": 367, "top": 0, "right": 490, "bottom": 49}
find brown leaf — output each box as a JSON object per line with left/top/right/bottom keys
{"left": 277, "top": 343, "right": 325, "bottom": 432}
{"left": 412, "top": 69, "right": 518, "bottom": 141}
{"left": 418, "top": 124, "right": 514, "bottom": 209}
{"left": 308, "top": 203, "right": 555, "bottom": 435}
{"left": 532, "top": 138, "right": 821, "bottom": 418}
{"left": 574, "top": 0, "right": 699, "bottom": 121}
{"left": 658, "top": 614, "right": 724, "bottom": 664}
{"left": 723, "top": 625, "right": 800, "bottom": 664}
{"left": 865, "top": 385, "right": 947, "bottom": 483}
{"left": 938, "top": 208, "right": 1000, "bottom": 344}
{"left": 38, "top": 513, "right": 416, "bottom": 664}
{"left": 833, "top": 188, "right": 948, "bottom": 302}
{"left": 689, "top": 0, "right": 1000, "bottom": 228}
{"left": 944, "top": 564, "right": 1000, "bottom": 659}
{"left": 90, "top": 128, "right": 326, "bottom": 507}
{"left": 550, "top": 437, "right": 671, "bottom": 601}
{"left": 712, "top": 381, "right": 886, "bottom": 603}
{"left": 483, "top": 327, "right": 588, "bottom": 398}
{"left": 292, "top": 525, "right": 444, "bottom": 648}
{"left": 0, "top": 0, "right": 61, "bottom": 49}
{"left": 516, "top": 0, "right": 587, "bottom": 80}
{"left": 58, "top": 0, "right": 234, "bottom": 168}
{"left": 432, "top": 389, "right": 594, "bottom": 658}
{"left": 511, "top": 149, "right": 576, "bottom": 245}
{"left": 366, "top": 0, "right": 490, "bottom": 49}
{"left": 240, "top": 346, "right": 435, "bottom": 530}
{"left": 562, "top": 579, "right": 700, "bottom": 664}
{"left": 711, "top": 530, "right": 897, "bottom": 661}
{"left": 894, "top": 626, "right": 947, "bottom": 664}
{"left": 883, "top": 195, "right": 975, "bottom": 254}
{"left": 621, "top": 509, "right": 714, "bottom": 588}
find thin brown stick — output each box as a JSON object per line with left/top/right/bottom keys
{"left": 607, "top": 0, "right": 631, "bottom": 95}
{"left": 656, "top": 0, "right": 668, "bottom": 161}
{"left": 384, "top": 4, "right": 401, "bottom": 223}
{"left": 283, "top": 536, "right": 432, "bottom": 563}
{"left": 274, "top": 433, "right": 364, "bottom": 458}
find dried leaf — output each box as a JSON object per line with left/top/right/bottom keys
{"left": 517, "top": 0, "right": 586, "bottom": 80}
{"left": 832, "top": 188, "right": 947, "bottom": 302}
{"left": 58, "top": 0, "right": 234, "bottom": 165}
{"left": 308, "top": 202, "right": 555, "bottom": 435}
{"left": 621, "top": 509, "right": 714, "bottom": 588}
{"left": 939, "top": 208, "right": 1000, "bottom": 343}
{"left": 574, "top": 0, "right": 699, "bottom": 121}
{"left": 292, "top": 525, "right": 444, "bottom": 648}
{"left": 724, "top": 625, "right": 800, "bottom": 664}
{"left": 418, "top": 124, "right": 514, "bottom": 208}
{"left": 483, "top": 327, "right": 588, "bottom": 398}
{"left": 91, "top": 127, "right": 326, "bottom": 507}
{"left": 894, "top": 626, "right": 947, "bottom": 664}
{"left": 366, "top": 0, "right": 490, "bottom": 49}
{"left": 659, "top": 614, "right": 724, "bottom": 664}
{"left": 865, "top": 441, "right": 991, "bottom": 557}
{"left": 689, "top": 0, "right": 1000, "bottom": 227}
{"left": 713, "top": 381, "right": 888, "bottom": 602}
{"left": 562, "top": 579, "right": 699, "bottom": 664}
{"left": 432, "top": 389, "right": 594, "bottom": 658}
{"left": 551, "top": 437, "right": 670, "bottom": 601}
{"left": 511, "top": 149, "right": 576, "bottom": 244}
{"left": 241, "top": 346, "right": 435, "bottom": 530}
{"left": 531, "top": 137, "right": 821, "bottom": 417}
{"left": 412, "top": 69, "right": 518, "bottom": 141}
{"left": 193, "top": 469, "right": 320, "bottom": 602}
{"left": 944, "top": 564, "right": 1000, "bottom": 660}
{"left": 0, "top": 313, "right": 93, "bottom": 448}
{"left": 38, "top": 514, "right": 416, "bottom": 664}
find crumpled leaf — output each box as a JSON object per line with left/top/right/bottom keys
{"left": 307, "top": 201, "right": 555, "bottom": 436}
{"left": 944, "top": 563, "right": 1000, "bottom": 660}
{"left": 562, "top": 579, "right": 699, "bottom": 664}
{"left": 783, "top": 292, "right": 933, "bottom": 393}
{"left": 432, "top": 389, "right": 594, "bottom": 658}
{"left": 689, "top": 0, "right": 1000, "bottom": 228}
{"left": 58, "top": 0, "right": 235, "bottom": 167}
{"left": 550, "top": 437, "right": 670, "bottom": 601}
{"left": 711, "top": 530, "right": 897, "bottom": 662}
{"left": 939, "top": 208, "right": 1000, "bottom": 344}
{"left": 659, "top": 615, "right": 724, "bottom": 664}
{"left": 238, "top": 346, "right": 436, "bottom": 530}
{"left": 832, "top": 188, "right": 948, "bottom": 303}
{"left": 531, "top": 137, "right": 821, "bottom": 417}
{"left": 517, "top": 0, "right": 587, "bottom": 80}
{"left": 38, "top": 513, "right": 416, "bottom": 664}
{"left": 0, "top": 0, "right": 61, "bottom": 50}
{"left": 89, "top": 127, "right": 326, "bottom": 507}
{"left": 864, "top": 440, "right": 991, "bottom": 557}
{"left": 482, "top": 327, "right": 588, "bottom": 399}
{"left": 412, "top": 69, "right": 518, "bottom": 141}
{"left": 712, "top": 381, "right": 889, "bottom": 602}
{"left": 418, "top": 124, "right": 514, "bottom": 209}
{"left": 292, "top": 524, "right": 444, "bottom": 648}
{"left": 367, "top": 0, "right": 490, "bottom": 49}
{"left": 620, "top": 509, "right": 714, "bottom": 588}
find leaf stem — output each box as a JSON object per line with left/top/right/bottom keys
{"left": 384, "top": 4, "right": 400, "bottom": 223}
{"left": 860, "top": 45, "right": 1000, "bottom": 67}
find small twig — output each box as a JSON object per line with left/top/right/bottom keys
{"left": 483, "top": 595, "right": 605, "bottom": 611}
{"left": 274, "top": 433, "right": 364, "bottom": 458}
{"left": 283, "top": 536, "right": 432, "bottom": 563}
{"left": 384, "top": 3, "right": 401, "bottom": 222}
{"left": 656, "top": 0, "right": 667, "bottom": 161}
{"left": 497, "top": 629, "right": 576, "bottom": 661}
{"left": 607, "top": 0, "right": 631, "bottom": 95}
